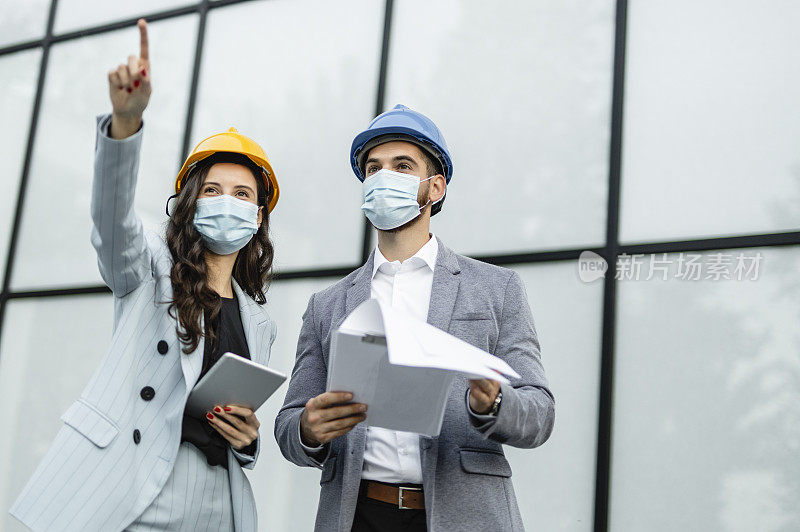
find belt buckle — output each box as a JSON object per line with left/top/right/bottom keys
{"left": 398, "top": 486, "right": 421, "bottom": 510}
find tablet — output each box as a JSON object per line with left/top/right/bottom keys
{"left": 185, "top": 352, "right": 287, "bottom": 418}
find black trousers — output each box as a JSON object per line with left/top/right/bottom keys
{"left": 351, "top": 481, "right": 427, "bottom": 532}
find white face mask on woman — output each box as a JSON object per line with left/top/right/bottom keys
{"left": 193, "top": 195, "right": 259, "bottom": 255}
{"left": 360, "top": 169, "right": 434, "bottom": 230}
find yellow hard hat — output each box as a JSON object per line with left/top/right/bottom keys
{"left": 175, "top": 127, "right": 279, "bottom": 213}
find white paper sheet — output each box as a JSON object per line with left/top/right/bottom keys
{"left": 326, "top": 298, "right": 519, "bottom": 436}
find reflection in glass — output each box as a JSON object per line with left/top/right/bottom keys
{"left": 0, "top": 0, "right": 49, "bottom": 47}
{"left": 11, "top": 17, "right": 197, "bottom": 290}
{"left": 385, "top": 0, "right": 615, "bottom": 256}
{"left": 611, "top": 246, "right": 800, "bottom": 530}
{"left": 193, "top": 0, "right": 384, "bottom": 272}
{"left": 0, "top": 295, "right": 113, "bottom": 532}
{"left": 509, "top": 261, "right": 602, "bottom": 531}
{"left": 620, "top": 0, "right": 800, "bottom": 242}
{"left": 0, "top": 49, "right": 41, "bottom": 281}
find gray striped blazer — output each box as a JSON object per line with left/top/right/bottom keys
{"left": 9, "top": 115, "right": 276, "bottom": 532}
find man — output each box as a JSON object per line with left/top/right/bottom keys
{"left": 274, "top": 104, "right": 554, "bottom": 531}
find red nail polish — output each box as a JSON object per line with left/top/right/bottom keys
{"left": 141, "top": 69, "right": 147, "bottom": 77}
{"left": 224, "top": 406, "right": 231, "bottom": 412}
{"left": 126, "top": 87, "right": 132, "bottom": 93}
{"left": 118, "top": 85, "right": 123, "bottom": 90}
{"left": 214, "top": 407, "right": 221, "bottom": 413}
{"left": 134, "top": 80, "right": 140, "bottom": 88}
{"left": 206, "top": 413, "right": 214, "bottom": 420}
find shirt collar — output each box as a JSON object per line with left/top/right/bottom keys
{"left": 372, "top": 233, "right": 439, "bottom": 278}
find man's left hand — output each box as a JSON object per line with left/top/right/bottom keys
{"left": 468, "top": 379, "right": 500, "bottom": 414}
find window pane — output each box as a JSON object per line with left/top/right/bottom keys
{"left": 509, "top": 262, "right": 602, "bottom": 531}
{"left": 54, "top": 0, "right": 192, "bottom": 34}
{"left": 254, "top": 277, "right": 338, "bottom": 530}
{"left": 620, "top": 1, "right": 800, "bottom": 243}
{"left": 0, "top": 0, "right": 49, "bottom": 47}
{"left": 385, "top": 0, "right": 615, "bottom": 256}
{"left": 0, "top": 294, "right": 113, "bottom": 532}
{"left": 0, "top": 49, "right": 41, "bottom": 282}
{"left": 611, "top": 247, "right": 800, "bottom": 530}
{"left": 193, "top": 0, "right": 384, "bottom": 272}
{"left": 10, "top": 17, "right": 197, "bottom": 290}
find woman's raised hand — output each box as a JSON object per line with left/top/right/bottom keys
{"left": 108, "top": 19, "right": 151, "bottom": 139}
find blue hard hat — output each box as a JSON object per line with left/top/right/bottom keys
{"left": 350, "top": 104, "right": 453, "bottom": 183}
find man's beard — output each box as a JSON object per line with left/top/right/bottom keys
{"left": 378, "top": 182, "right": 431, "bottom": 234}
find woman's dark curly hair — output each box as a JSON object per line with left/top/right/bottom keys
{"left": 166, "top": 152, "right": 274, "bottom": 354}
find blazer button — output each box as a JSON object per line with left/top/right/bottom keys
{"left": 140, "top": 386, "right": 155, "bottom": 401}
{"left": 157, "top": 340, "right": 169, "bottom": 355}
{"left": 133, "top": 429, "right": 141, "bottom": 444}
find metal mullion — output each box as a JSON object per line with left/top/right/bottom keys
{"left": 619, "top": 230, "right": 800, "bottom": 255}
{"left": 473, "top": 247, "right": 600, "bottom": 266}
{"left": 360, "top": 0, "right": 396, "bottom": 264}
{"left": 4, "top": 228, "right": 800, "bottom": 300}
{"left": 0, "top": 0, "right": 265, "bottom": 58}
{"left": 0, "top": 4, "right": 199, "bottom": 57}
{"left": 0, "top": 39, "right": 44, "bottom": 56}
{"left": 179, "top": 0, "right": 210, "bottom": 164}
{"left": 0, "top": 0, "right": 59, "bottom": 339}
{"left": 4, "top": 264, "right": 361, "bottom": 300}
{"left": 593, "top": 0, "right": 628, "bottom": 530}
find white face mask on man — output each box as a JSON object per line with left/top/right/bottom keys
{"left": 360, "top": 169, "right": 435, "bottom": 230}
{"left": 193, "top": 194, "right": 259, "bottom": 255}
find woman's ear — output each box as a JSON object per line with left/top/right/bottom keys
{"left": 257, "top": 206, "right": 264, "bottom": 226}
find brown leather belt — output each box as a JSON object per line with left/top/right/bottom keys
{"left": 364, "top": 480, "right": 425, "bottom": 510}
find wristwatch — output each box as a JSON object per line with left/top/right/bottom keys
{"left": 488, "top": 390, "right": 503, "bottom": 416}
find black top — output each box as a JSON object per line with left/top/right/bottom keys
{"left": 181, "top": 293, "right": 256, "bottom": 468}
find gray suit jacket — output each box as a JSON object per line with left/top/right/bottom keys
{"left": 274, "top": 239, "right": 554, "bottom": 531}
{"left": 9, "top": 115, "right": 275, "bottom": 531}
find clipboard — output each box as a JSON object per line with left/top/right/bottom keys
{"left": 185, "top": 352, "right": 286, "bottom": 418}
{"left": 328, "top": 329, "right": 453, "bottom": 436}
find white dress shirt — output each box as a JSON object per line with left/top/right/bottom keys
{"left": 359, "top": 234, "right": 439, "bottom": 484}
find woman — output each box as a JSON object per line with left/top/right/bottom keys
{"left": 10, "top": 19, "right": 278, "bottom": 532}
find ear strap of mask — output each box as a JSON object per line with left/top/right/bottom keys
{"left": 165, "top": 193, "right": 179, "bottom": 217}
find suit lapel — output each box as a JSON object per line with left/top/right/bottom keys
{"left": 180, "top": 319, "right": 204, "bottom": 393}
{"left": 233, "top": 278, "right": 271, "bottom": 366}
{"left": 345, "top": 251, "right": 375, "bottom": 316}
{"left": 341, "top": 253, "right": 374, "bottom": 490}
{"left": 426, "top": 237, "right": 462, "bottom": 332}
{"left": 421, "top": 238, "right": 461, "bottom": 502}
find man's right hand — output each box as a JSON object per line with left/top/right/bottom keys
{"left": 108, "top": 18, "right": 151, "bottom": 139}
{"left": 300, "top": 391, "right": 367, "bottom": 447}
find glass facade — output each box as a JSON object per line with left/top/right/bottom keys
{"left": 610, "top": 247, "right": 800, "bottom": 530}
{"left": 1, "top": 1, "right": 797, "bottom": 531}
